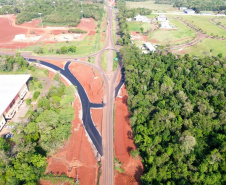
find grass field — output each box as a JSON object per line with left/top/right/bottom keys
{"left": 20, "top": 34, "right": 99, "bottom": 57}
{"left": 177, "top": 15, "right": 226, "bottom": 37}
{"left": 113, "top": 51, "right": 118, "bottom": 71}
{"left": 213, "top": 18, "right": 226, "bottom": 27}
{"left": 178, "top": 38, "right": 226, "bottom": 57}
{"left": 126, "top": 1, "right": 177, "bottom": 12}
{"left": 127, "top": 21, "right": 155, "bottom": 32}
{"left": 101, "top": 50, "right": 107, "bottom": 71}
{"left": 149, "top": 18, "right": 197, "bottom": 45}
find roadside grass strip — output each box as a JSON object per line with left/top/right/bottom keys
{"left": 113, "top": 51, "right": 118, "bottom": 71}
{"left": 101, "top": 50, "right": 107, "bottom": 71}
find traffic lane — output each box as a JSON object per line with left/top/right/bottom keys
{"left": 64, "top": 62, "right": 103, "bottom": 155}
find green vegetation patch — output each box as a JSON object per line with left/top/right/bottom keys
{"left": 149, "top": 18, "right": 197, "bottom": 45}
{"left": 0, "top": 0, "right": 104, "bottom": 27}
{"left": 114, "top": 156, "right": 124, "bottom": 173}
{"left": 178, "top": 15, "right": 226, "bottom": 38}
{"left": 41, "top": 174, "right": 76, "bottom": 184}
{"left": 20, "top": 33, "right": 100, "bottom": 57}
{"left": 155, "top": 0, "right": 226, "bottom": 12}
{"left": 113, "top": 51, "right": 118, "bottom": 71}
{"left": 213, "top": 18, "right": 226, "bottom": 27}
{"left": 127, "top": 21, "right": 154, "bottom": 32}
{"left": 181, "top": 38, "right": 226, "bottom": 57}
{"left": 101, "top": 50, "right": 107, "bottom": 71}
{"left": 0, "top": 55, "right": 76, "bottom": 185}
{"left": 68, "top": 28, "right": 87, "bottom": 34}
{"left": 126, "top": 0, "right": 176, "bottom": 12}
{"left": 120, "top": 45, "right": 226, "bottom": 184}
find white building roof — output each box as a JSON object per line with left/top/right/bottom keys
{"left": 0, "top": 75, "right": 31, "bottom": 117}
{"left": 145, "top": 42, "right": 156, "bottom": 52}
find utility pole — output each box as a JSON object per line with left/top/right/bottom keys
{"left": 53, "top": 1, "right": 56, "bottom": 11}
{"left": 38, "top": 13, "right": 43, "bottom": 28}
{"left": 81, "top": 2, "right": 84, "bottom": 25}
{"left": 6, "top": 11, "right": 11, "bottom": 26}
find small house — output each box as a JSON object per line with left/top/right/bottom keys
{"left": 184, "top": 9, "right": 195, "bottom": 14}
{"left": 134, "top": 14, "right": 151, "bottom": 23}
{"left": 157, "top": 15, "right": 167, "bottom": 22}
{"left": 144, "top": 42, "right": 156, "bottom": 53}
{"left": 180, "top": 7, "right": 187, "bottom": 10}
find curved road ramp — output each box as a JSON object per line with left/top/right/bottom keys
{"left": 27, "top": 59, "right": 103, "bottom": 156}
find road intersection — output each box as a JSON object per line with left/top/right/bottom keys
{"left": 0, "top": 1, "right": 121, "bottom": 185}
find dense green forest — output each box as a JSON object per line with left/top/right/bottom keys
{"left": 0, "top": 0, "right": 104, "bottom": 26}
{"left": 117, "top": 0, "right": 226, "bottom": 184}
{"left": 120, "top": 45, "right": 226, "bottom": 184}
{"left": 0, "top": 55, "right": 76, "bottom": 184}
{"left": 155, "top": 0, "right": 226, "bottom": 12}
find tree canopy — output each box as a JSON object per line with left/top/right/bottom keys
{"left": 120, "top": 45, "right": 226, "bottom": 184}
{"left": 0, "top": 57, "right": 76, "bottom": 184}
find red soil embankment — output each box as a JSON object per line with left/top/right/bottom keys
{"left": 114, "top": 85, "right": 144, "bottom": 185}
{"left": 69, "top": 63, "right": 104, "bottom": 104}
{"left": 77, "top": 18, "right": 96, "bottom": 31}
{"left": 0, "top": 17, "right": 27, "bottom": 43}
{"left": 91, "top": 108, "right": 103, "bottom": 134}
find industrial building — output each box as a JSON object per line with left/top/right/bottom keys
{"left": 0, "top": 75, "right": 30, "bottom": 131}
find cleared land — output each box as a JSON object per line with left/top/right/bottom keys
{"left": 127, "top": 21, "right": 155, "bottom": 32}
{"left": 176, "top": 38, "right": 226, "bottom": 57}
{"left": 149, "top": 18, "right": 197, "bottom": 45}
{"left": 126, "top": 0, "right": 178, "bottom": 12}
{"left": 177, "top": 15, "right": 226, "bottom": 37}
{"left": 213, "top": 18, "right": 226, "bottom": 27}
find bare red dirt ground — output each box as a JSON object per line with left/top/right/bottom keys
{"left": 40, "top": 61, "right": 99, "bottom": 185}
{"left": 130, "top": 31, "right": 148, "bottom": 42}
{"left": 77, "top": 18, "right": 96, "bottom": 32}
{"left": 91, "top": 108, "right": 103, "bottom": 134}
{"left": 0, "top": 15, "right": 96, "bottom": 49}
{"left": 69, "top": 62, "right": 104, "bottom": 104}
{"left": 44, "top": 60, "right": 67, "bottom": 69}
{"left": 114, "top": 85, "right": 144, "bottom": 185}
{"left": 0, "top": 17, "right": 27, "bottom": 43}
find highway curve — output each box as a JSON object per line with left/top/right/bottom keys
{"left": 27, "top": 59, "right": 103, "bottom": 156}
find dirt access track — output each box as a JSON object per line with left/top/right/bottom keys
{"left": 0, "top": 15, "right": 96, "bottom": 49}
{"left": 40, "top": 60, "right": 104, "bottom": 185}
{"left": 114, "top": 84, "right": 144, "bottom": 185}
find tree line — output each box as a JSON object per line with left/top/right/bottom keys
{"left": 155, "top": 0, "right": 226, "bottom": 12}
{"left": 0, "top": 0, "right": 104, "bottom": 26}
{"left": 0, "top": 55, "right": 76, "bottom": 184}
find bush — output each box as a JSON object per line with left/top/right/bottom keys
{"left": 68, "top": 46, "right": 76, "bottom": 53}
{"left": 25, "top": 99, "right": 31, "bottom": 105}
{"left": 33, "top": 91, "right": 40, "bottom": 100}
{"left": 60, "top": 46, "right": 68, "bottom": 54}
{"left": 68, "top": 28, "right": 87, "bottom": 34}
